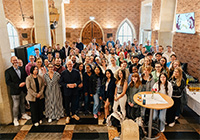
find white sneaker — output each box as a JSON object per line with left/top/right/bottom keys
{"left": 48, "top": 119, "right": 52, "bottom": 123}
{"left": 161, "top": 128, "right": 165, "bottom": 132}
{"left": 34, "top": 122, "right": 39, "bottom": 126}
{"left": 22, "top": 114, "right": 31, "bottom": 120}
{"left": 169, "top": 122, "right": 175, "bottom": 127}
{"left": 66, "top": 117, "right": 70, "bottom": 124}
{"left": 13, "top": 118, "right": 19, "bottom": 126}
{"left": 39, "top": 120, "right": 42, "bottom": 124}
{"left": 175, "top": 116, "right": 179, "bottom": 120}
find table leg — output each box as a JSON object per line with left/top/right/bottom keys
{"left": 148, "top": 109, "right": 153, "bottom": 138}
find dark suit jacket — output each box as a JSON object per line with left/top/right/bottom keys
{"left": 100, "top": 77, "right": 116, "bottom": 102}
{"left": 5, "top": 66, "right": 27, "bottom": 95}
{"left": 59, "top": 69, "right": 81, "bottom": 96}
{"left": 62, "top": 46, "right": 71, "bottom": 59}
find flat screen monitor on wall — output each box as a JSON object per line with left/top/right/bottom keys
{"left": 26, "top": 43, "right": 41, "bottom": 62}
{"left": 14, "top": 43, "right": 41, "bottom": 65}
{"left": 176, "top": 12, "right": 195, "bottom": 34}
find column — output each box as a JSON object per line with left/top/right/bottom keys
{"left": 0, "top": 0, "right": 13, "bottom": 124}
{"left": 33, "top": 0, "right": 52, "bottom": 47}
{"left": 158, "top": 0, "right": 176, "bottom": 48}
{"left": 55, "top": 0, "right": 66, "bottom": 47}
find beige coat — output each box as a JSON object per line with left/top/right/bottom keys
{"left": 26, "top": 74, "right": 45, "bottom": 102}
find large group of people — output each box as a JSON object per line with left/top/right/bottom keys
{"left": 5, "top": 37, "right": 186, "bottom": 133}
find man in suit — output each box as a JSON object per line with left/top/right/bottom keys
{"left": 53, "top": 44, "right": 65, "bottom": 61}
{"left": 59, "top": 60, "right": 81, "bottom": 124}
{"left": 5, "top": 56, "right": 31, "bottom": 126}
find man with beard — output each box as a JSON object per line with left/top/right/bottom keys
{"left": 108, "top": 48, "right": 118, "bottom": 65}
{"left": 5, "top": 56, "right": 31, "bottom": 126}
{"left": 54, "top": 58, "right": 66, "bottom": 74}
{"left": 72, "top": 55, "right": 79, "bottom": 70}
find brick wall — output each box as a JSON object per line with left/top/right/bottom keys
{"left": 3, "top": 0, "right": 34, "bottom": 45}
{"left": 151, "top": 0, "right": 161, "bottom": 45}
{"left": 173, "top": 0, "right": 200, "bottom": 80}
{"left": 64, "top": 0, "right": 141, "bottom": 46}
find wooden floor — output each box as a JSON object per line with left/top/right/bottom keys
{"left": 0, "top": 106, "right": 199, "bottom": 140}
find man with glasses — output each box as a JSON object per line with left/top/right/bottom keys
{"left": 59, "top": 60, "right": 81, "bottom": 124}
{"left": 5, "top": 56, "right": 31, "bottom": 126}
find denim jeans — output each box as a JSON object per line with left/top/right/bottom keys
{"left": 93, "top": 87, "right": 101, "bottom": 115}
{"left": 153, "top": 109, "right": 167, "bottom": 131}
{"left": 11, "top": 92, "right": 26, "bottom": 119}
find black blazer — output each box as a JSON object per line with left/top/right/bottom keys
{"left": 5, "top": 66, "right": 27, "bottom": 95}
{"left": 59, "top": 69, "right": 81, "bottom": 96}
{"left": 62, "top": 46, "right": 71, "bottom": 59}
{"left": 100, "top": 77, "right": 116, "bottom": 102}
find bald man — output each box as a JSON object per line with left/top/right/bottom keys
{"left": 59, "top": 60, "right": 81, "bottom": 124}
{"left": 5, "top": 56, "right": 31, "bottom": 126}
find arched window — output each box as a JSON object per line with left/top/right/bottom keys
{"left": 117, "top": 19, "right": 136, "bottom": 44}
{"left": 7, "top": 22, "right": 19, "bottom": 50}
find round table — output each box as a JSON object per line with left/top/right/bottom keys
{"left": 133, "top": 91, "right": 174, "bottom": 139}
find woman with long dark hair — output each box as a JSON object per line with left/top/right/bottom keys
{"left": 160, "top": 57, "right": 170, "bottom": 77}
{"left": 167, "top": 67, "right": 186, "bottom": 127}
{"left": 126, "top": 73, "right": 142, "bottom": 120}
{"left": 90, "top": 65, "right": 105, "bottom": 119}
{"left": 100, "top": 69, "right": 116, "bottom": 123}
{"left": 113, "top": 69, "right": 128, "bottom": 119}
{"left": 83, "top": 64, "right": 94, "bottom": 115}
{"left": 152, "top": 73, "right": 173, "bottom": 132}
{"left": 76, "top": 63, "right": 85, "bottom": 113}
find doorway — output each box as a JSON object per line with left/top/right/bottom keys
{"left": 81, "top": 21, "right": 103, "bottom": 45}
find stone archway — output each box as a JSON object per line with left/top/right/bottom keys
{"left": 81, "top": 21, "right": 103, "bottom": 45}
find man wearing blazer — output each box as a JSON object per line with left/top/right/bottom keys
{"left": 5, "top": 56, "right": 31, "bottom": 126}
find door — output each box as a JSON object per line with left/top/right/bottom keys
{"left": 82, "top": 21, "right": 103, "bottom": 45}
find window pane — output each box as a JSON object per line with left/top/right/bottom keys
{"left": 7, "top": 22, "right": 19, "bottom": 50}
{"left": 117, "top": 21, "right": 133, "bottom": 45}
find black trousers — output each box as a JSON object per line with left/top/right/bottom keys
{"left": 63, "top": 94, "right": 78, "bottom": 117}
{"left": 126, "top": 104, "right": 141, "bottom": 120}
{"left": 166, "top": 97, "right": 181, "bottom": 124}
{"left": 29, "top": 98, "right": 44, "bottom": 124}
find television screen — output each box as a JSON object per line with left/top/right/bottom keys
{"left": 176, "top": 12, "right": 195, "bottom": 34}
{"left": 27, "top": 44, "right": 41, "bottom": 62}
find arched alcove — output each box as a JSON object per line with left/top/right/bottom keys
{"left": 80, "top": 20, "right": 104, "bottom": 45}
{"left": 116, "top": 18, "right": 136, "bottom": 44}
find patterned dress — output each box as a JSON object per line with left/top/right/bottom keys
{"left": 44, "top": 72, "right": 64, "bottom": 119}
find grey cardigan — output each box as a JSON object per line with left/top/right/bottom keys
{"left": 26, "top": 74, "right": 45, "bottom": 102}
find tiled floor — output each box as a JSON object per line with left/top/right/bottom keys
{"left": 0, "top": 106, "right": 199, "bottom": 140}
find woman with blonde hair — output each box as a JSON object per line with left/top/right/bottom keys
{"left": 126, "top": 73, "right": 142, "bottom": 120}
{"left": 138, "top": 57, "right": 152, "bottom": 75}
{"left": 167, "top": 67, "right": 186, "bottom": 127}
{"left": 116, "top": 52, "right": 127, "bottom": 66}
{"left": 36, "top": 58, "right": 47, "bottom": 78}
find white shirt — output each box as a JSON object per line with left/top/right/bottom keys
{"left": 107, "top": 65, "right": 119, "bottom": 74}
{"left": 153, "top": 81, "right": 173, "bottom": 97}
{"left": 163, "top": 51, "right": 175, "bottom": 62}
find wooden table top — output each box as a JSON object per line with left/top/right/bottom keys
{"left": 133, "top": 91, "right": 174, "bottom": 110}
